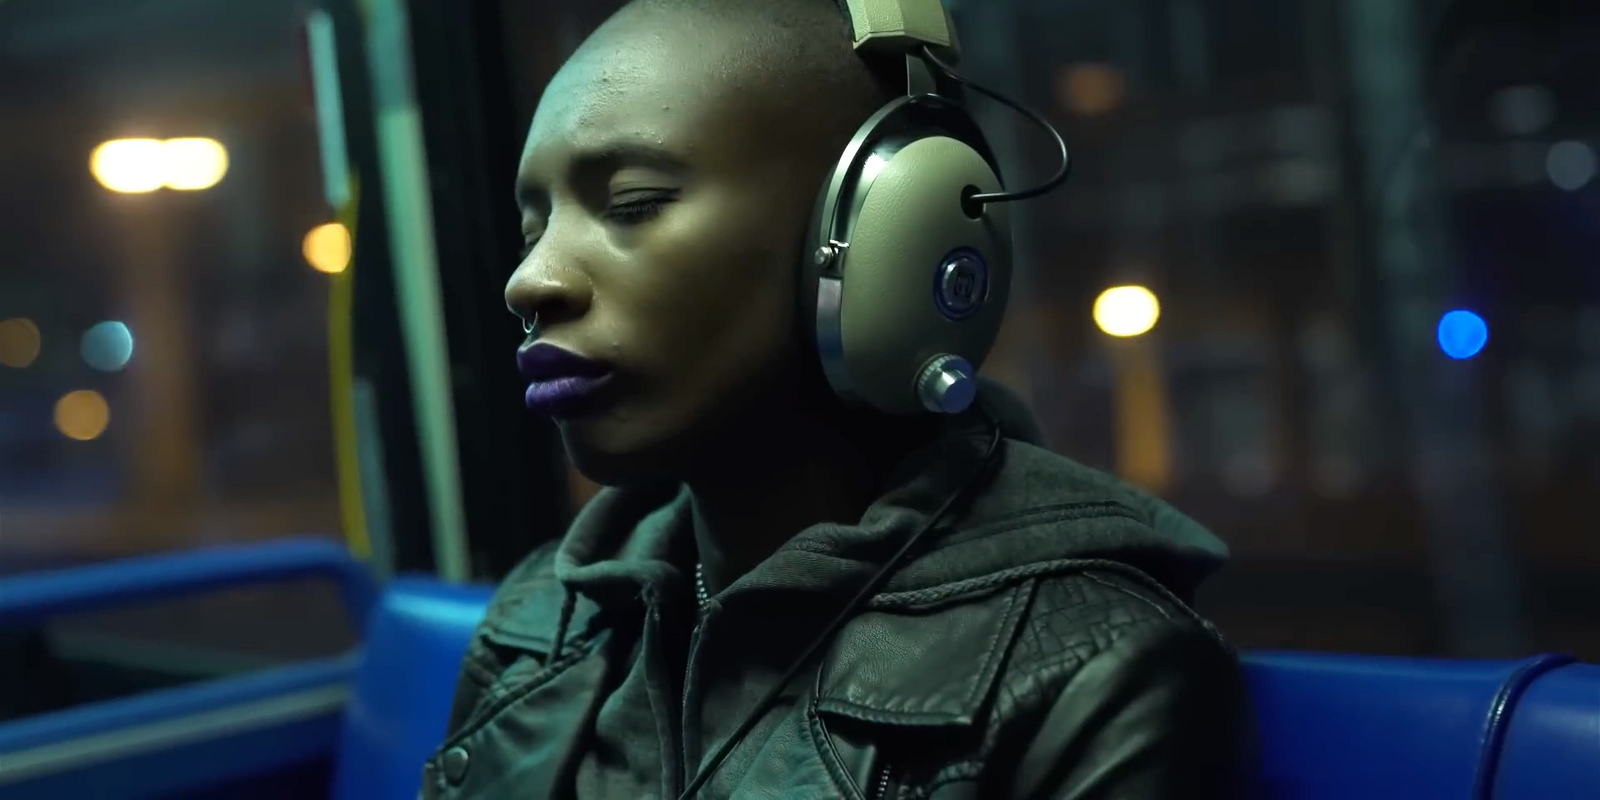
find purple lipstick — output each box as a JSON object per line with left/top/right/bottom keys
{"left": 517, "top": 342, "right": 614, "bottom": 416}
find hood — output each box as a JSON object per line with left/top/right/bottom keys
{"left": 553, "top": 378, "right": 1228, "bottom": 613}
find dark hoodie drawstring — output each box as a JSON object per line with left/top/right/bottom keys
{"left": 549, "top": 587, "right": 577, "bottom": 664}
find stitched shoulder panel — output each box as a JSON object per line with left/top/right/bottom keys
{"left": 982, "top": 569, "right": 1218, "bottom": 749}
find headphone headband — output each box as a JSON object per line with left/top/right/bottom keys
{"left": 842, "top": 0, "right": 956, "bottom": 54}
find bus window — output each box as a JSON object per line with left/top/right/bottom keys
{"left": 0, "top": 0, "right": 361, "bottom": 715}
{"left": 435, "top": 0, "right": 1600, "bottom": 662}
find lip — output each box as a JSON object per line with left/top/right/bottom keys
{"left": 517, "top": 342, "right": 615, "bottom": 416}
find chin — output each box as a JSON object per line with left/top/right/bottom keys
{"left": 558, "top": 362, "right": 816, "bottom": 486}
{"left": 555, "top": 413, "right": 692, "bottom": 487}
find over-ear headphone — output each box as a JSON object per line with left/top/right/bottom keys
{"left": 805, "top": 0, "right": 1070, "bottom": 416}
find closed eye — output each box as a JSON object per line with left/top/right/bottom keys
{"left": 603, "top": 190, "right": 679, "bottom": 226}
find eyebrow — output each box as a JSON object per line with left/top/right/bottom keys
{"left": 515, "top": 141, "right": 690, "bottom": 210}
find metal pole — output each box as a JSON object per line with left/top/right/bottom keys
{"left": 358, "top": 0, "right": 472, "bottom": 582}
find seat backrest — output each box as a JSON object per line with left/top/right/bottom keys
{"left": 1492, "top": 662, "right": 1600, "bottom": 797}
{"left": 331, "top": 578, "right": 492, "bottom": 800}
{"left": 332, "top": 579, "right": 1600, "bottom": 800}
{"left": 1243, "top": 651, "right": 1594, "bottom": 799}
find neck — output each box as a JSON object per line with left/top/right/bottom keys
{"left": 687, "top": 402, "right": 937, "bottom": 594}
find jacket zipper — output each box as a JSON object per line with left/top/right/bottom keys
{"left": 679, "top": 616, "right": 707, "bottom": 795}
{"left": 872, "top": 763, "right": 895, "bottom": 800}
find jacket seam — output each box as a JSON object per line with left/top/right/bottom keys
{"left": 868, "top": 558, "right": 1120, "bottom": 608}
{"left": 1081, "top": 571, "right": 1174, "bottom": 621}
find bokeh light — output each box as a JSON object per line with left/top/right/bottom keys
{"left": 303, "top": 222, "right": 353, "bottom": 274}
{"left": 81, "top": 321, "right": 134, "bottom": 372}
{"left": 162, "top": 137, "right": 229, "bottom": 190}
{"left": 1546, "top": 141, "right": 1596, "bottom": 191}
{"left": 55, "top": 390, "right": 111, "bottom": 441}
{"left": 90, "top": 137, "right": 228, "bottom": 192}
{"left": 1437, "top": 310, "right": 1489, "bottom": 360}
{"left": 91, "top": 139, "right": 167, "bottom": 193}
{"left": 0, "top": 318, "right": 42, "bottom": 368}
{"left": 1093, "top": 285, "right": 1161, "bottom": 337}
{"left": 1058, "top": 63, "right": 1126, "bottom": 116}
{"left": 1488, "top": 85, "right": 1556, "bottom": 136}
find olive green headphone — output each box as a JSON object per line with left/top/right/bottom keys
{"left": 806, "top": 0, "right": 1068, "bottom": 417}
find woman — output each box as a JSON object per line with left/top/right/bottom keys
{"left": 426, "top": 0, "right": 1251, "bottom": 797}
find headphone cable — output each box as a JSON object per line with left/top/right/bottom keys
{"left": 920, "top": 45, "right": 1072, "bottom": 207}
{"left": 676, "top": 412, "right": 1006, "bottom": 799}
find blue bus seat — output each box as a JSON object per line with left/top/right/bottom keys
{"left": 1243, "top": 650, "right": 1590, "bottom": 799}
{"left": 331, "top": 578, "right": 493, "bottom": 800}
{"left": 0, "top": 539, "right": 372, "bottom": 800}
{"left": 332, "top": 578, "right": 1600, "bottom": 800}
{"left": 1492, "top": 661, "right": 1600, "bottom": 797}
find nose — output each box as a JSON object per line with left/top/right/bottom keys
{"left": 505, "top": 240, "right": 593, "bottom": 334}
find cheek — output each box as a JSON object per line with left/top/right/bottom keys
{"left": 613, "top": 196, "right": 801, "bottom": 380}
{"left": 560, "top": 190, "right": 814, "bottom": 476}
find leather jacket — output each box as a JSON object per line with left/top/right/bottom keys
{"left": 424, "top": 406, "right": 1253, "bottom": 799}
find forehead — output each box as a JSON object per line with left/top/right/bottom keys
{"left": 519, "top": 21, "right": 756, "bottom": 180}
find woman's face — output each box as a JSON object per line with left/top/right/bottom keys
{"left": 506, "top": 17, "right": 840, "bottom": 485}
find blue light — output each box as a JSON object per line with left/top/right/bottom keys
{"left": 82, "top": 321, "right": 134, "bottom": 372}
{"left": 1436, "top": 310, "right": 1488, "bottom": 360}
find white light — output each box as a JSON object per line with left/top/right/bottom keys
{"left": 1093, "top": 286, "right": 1161, "bottom": 338}
{"left": 1546, "top": 141, "right": 1596, "bottom": 191}
{"left": 91, "top": 139, "right": 167, "bottom": 193}
{"left": 162, "top": 138, "right": 229, "bottom": 191}
{"left": 89, "top": 137, "right": 229, "bottom": 193}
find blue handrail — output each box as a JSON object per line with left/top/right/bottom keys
{"left": 0, "top": 537, "right": 377, "bottom": 633}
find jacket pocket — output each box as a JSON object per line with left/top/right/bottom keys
{"left": 811, "top": 581, "right": 1036, "bottom": 799}
{"left": 815, "top": 580, "right": 1034, "bottom": 728}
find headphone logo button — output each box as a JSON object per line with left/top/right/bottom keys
{"left": 934, "top": 250, "right": 987, "bottom": 321}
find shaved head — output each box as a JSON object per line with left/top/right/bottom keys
{"left": 506, "top": 0, "right": 916, "bottom": 484}
{"left": 615, "top": 0, "right": 898, "bottom": 135}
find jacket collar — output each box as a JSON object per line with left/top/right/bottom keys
{"left": 541, "top": 382, "right": 1227, "bottom": 622}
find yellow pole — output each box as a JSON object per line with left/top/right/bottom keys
{"left": 327, "top": 179, "right": 372, "bottom": 559}
{"left": 113, "top": 199, "right": 201, "bottom": 545}
{"left": 1110, "top": 338, "right": 1172, "bottom": 493}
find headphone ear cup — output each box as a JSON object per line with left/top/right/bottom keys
{"left": 807, "top": 99, "right": 1012, "bottom": 416}
{"left": 839, "top": 134, "right": 1010, "bottom": 415}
